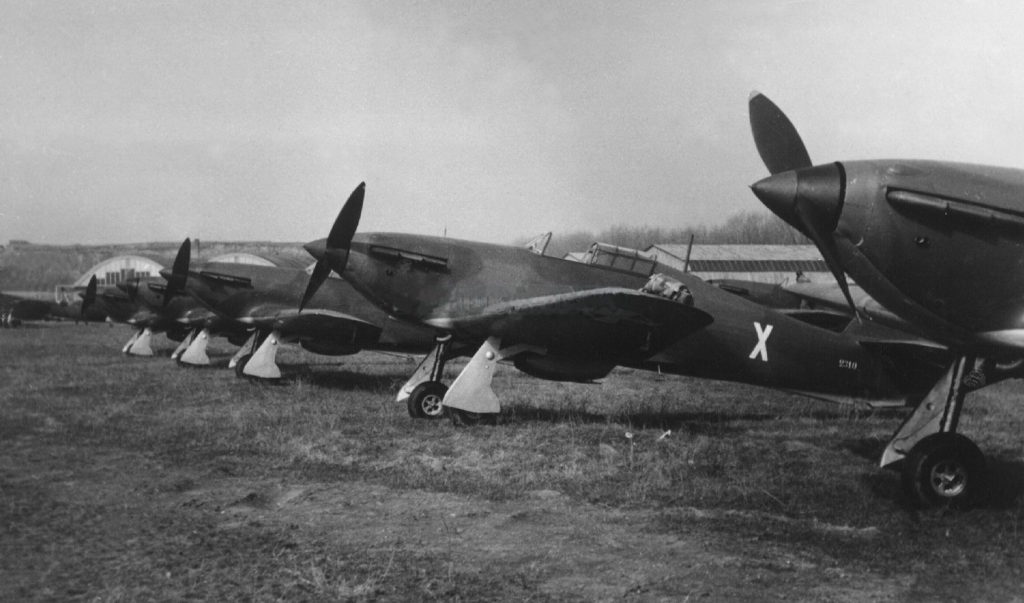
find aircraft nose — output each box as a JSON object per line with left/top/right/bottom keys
{"left": 751, "top": 162, "right": 844, "bottom": 236}
{"left": 303, "top": 239, "right": 327, "bottom": 261}
{"left": 794, "top": 162, "right": 844, "bottom": 232}
{"left": 751, "top": 170, "right": 800, "bottom": 231}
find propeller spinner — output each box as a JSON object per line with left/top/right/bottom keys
{"left": 748, "top": 92, "right": 857, "bottom": 315}
{"left": 299, "top": 182, "right": 366, "bottom": 311}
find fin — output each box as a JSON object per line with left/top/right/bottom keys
{"left": 179, "top": 328, "right": 211, "bottom": 366}
{"left": 242, "top": 330, "right": 282, "bottom": 380}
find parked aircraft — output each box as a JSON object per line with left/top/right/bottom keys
{"left": 300, "top": 185, "right": 948, "bottom": 442}
{"left": 748, "top": 91, "right": 1024, "bottom": 506}
{"left": 161, "top": 239, "right": 436, "bottom": 382}
{"left": 110, "top": 265, "right": 236, "bottom": 359}
{"left": 1, "top": 286, "right": 106, "bottom": 325}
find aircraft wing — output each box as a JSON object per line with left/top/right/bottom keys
{"left": 776, "top": 308, "right": 852, "bottom": 332}
{"left": 781, "top": 281, "right": 932, "bottom": 337}
{"left": 841, "top": 317, "right": 947, "bottom": 349}
{"left": 434, "top": 287, "right": 714, "bottom": 359}
{"left": 238, "top": 306, "right": 383, "bottom": 349}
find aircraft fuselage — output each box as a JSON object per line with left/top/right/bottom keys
{"left": 323, "top": 232, "right": 943, "bottom": 400}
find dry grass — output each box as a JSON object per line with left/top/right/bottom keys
{"left": 3, "top": 323, "right": 1024, "bottom": 600}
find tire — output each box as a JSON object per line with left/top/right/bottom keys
{"left": 446, "top": 407, "right": 498, "bottom": 427}
{"left": 407, "top": 381, "right": 448, "bottom": 419}
{"left": 234, "top": 354, "right": 253, "bottom": 378}
{"left": 902, "top": 433, "right": 986, "bottom": 509}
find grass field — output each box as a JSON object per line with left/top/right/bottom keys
{"left": 3, "top": 323, "right": 1024, "bottom": 601}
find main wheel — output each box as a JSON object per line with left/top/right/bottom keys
{"left": 407, "top": 381, "right": 447, "bottom": 419}
{"left": 234, "top": 354, "right": 253, "bottom": 378}
{"left": 902, "top": 433, "right": 986, "bottom": 509}
{"left": 446, "top": 407, "right": 498, "bottom": 427}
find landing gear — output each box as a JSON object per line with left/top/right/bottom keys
{"left": 123, "top": 327, "right": 155, "bottom": 356}
{"left": 234, "top": 353, "right": 253, "bottom": 378}
{"left": 239, "top": 330, "right": 282, "bottom": 380}
{"left": 882, "top": 355, "right": 990, "bottom": 508}
{"left": 902, "top": 433, "right": 986, "bottom": 508}
{"left": 229, "top": 331, "right": 259, "bottom": 370}
{"left": 171, "top": 328, "right": 197, "bottom": 361}
{"left": 407, "top": 381, "right": 447, "bottom": 419}
{"left": 397, "top": 335, "right": 453, "bottom": 420}
{"left": 397, "top": 335, "right": 535, "bottom": 424}
{"left": 178, "top": 328, "right": 212, "bottom": 367}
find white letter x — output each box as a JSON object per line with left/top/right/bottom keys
{"left": 749, "top": 322, "right": 773, "bottom": 362}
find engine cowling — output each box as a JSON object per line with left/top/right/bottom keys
{"left": 513, "top": 354, "right": 615, "bottom": 382}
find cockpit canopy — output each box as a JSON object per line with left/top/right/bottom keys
{"left": 577, "top": 243, "right": 657, "bottom": 277}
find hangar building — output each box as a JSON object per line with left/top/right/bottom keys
{"left": 56, "top": 252, "right": 280, "bottom": 303}
{"left": 644, "top": 244, "right": 830, "bottom": 284}
{"left": 565, "top": 243, "right": 830, "bottom": 285}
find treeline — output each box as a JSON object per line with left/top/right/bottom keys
{"left": 534, "top": 210, "right": 808, "bottom": 258}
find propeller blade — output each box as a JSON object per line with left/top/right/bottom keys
{"left": 299, "top": 182, "right": 366, "bottom": 310}
{"left": 119, "top": 277, "right": 139, "bottom": 302}
{"left": 749, "top": 95, "right": 856, "bottom": 316}
{"left": 164, "top": 238, "right": 191, "bottom": 307}
{"left": 299, "top": 259, "right": 332, "bottom": 312}
{"left": 749, "top": 91, "right": 812, "bottom": 175}
{"left": 81, "top": 275, "right": 98, "bottom": 316}
{"left": 793, "top": 202, "right": 859, "bottom": 318}
{"left": 327, "top": 182, "right": 365, "bottom": 251}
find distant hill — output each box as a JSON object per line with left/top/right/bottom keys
{"left": 0, "top": 241, "right": 309, "bottom": 291}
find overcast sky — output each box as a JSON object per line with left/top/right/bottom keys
{"left": 4, "top": 0, "right": 1024, "bottom": 245}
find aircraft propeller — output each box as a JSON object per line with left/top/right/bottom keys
{"left": 81, "top": 274, "right": 98, "bottom": 316}
{"left": 163, "top": 238, "right": 191, "bottom": 307}
{"left": 299, "top": 182, "right": 365, "bottom": 311}
{"left": 117, "top": 276, "right": 140, "bottom": 302}
{"left": 748, "top": 91, "right": 858, "bottom": 316}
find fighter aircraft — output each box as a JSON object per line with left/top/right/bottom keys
{"left": 748, "top": 91, "right": 1024, "bottom": 507}
{"left": 0, "top": 285, "right": 107, "bottom": 325}
{"left": 112, "top": 267, "right": 234, "bottom": 359}
{"left": 300, "top": 185, "right": 950, "bottom": 445}
{"left": 161, "top": 239, "right": 436, "bottom": 382}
